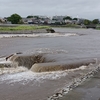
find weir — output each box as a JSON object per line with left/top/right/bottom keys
{"left": 4, "top": 53, "right": 96, "bottom": 73}
{"left": 31, "top": 59, "right": 96, "bottom": 72}
{"left": 9, "top": 53, "right": 48, "bottom": 69}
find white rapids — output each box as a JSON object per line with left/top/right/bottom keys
{"left": 0, "top": 33, "right": 77, "bottom": 38}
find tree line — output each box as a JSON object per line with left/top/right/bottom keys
{"left": 7, "top": 13, "right": 100, "bottom": 25}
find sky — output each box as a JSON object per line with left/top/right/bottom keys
{"left": 0, "top": 0, "right": 100, "bottom": 19}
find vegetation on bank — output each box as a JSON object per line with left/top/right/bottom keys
{"left": 1, "top": 13, "right": 100, "bottom": 30}
{"left": 0, "top": 25, "right": 50, "bottom": 31}
{"left": 51, "top": 24, "right": 85, "bottom": 28}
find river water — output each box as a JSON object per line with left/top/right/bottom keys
{"left": 0, "top": 28, "right": 100, "bottom": 100}
{"left": 0, "top": 28, "right": 100, "bottom": 60}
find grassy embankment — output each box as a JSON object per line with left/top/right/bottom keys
{"left": 96, "top": 24, "right": 100, "bottom": 29}
{"left": 0, "top": 25, "right": 50, "bottom": 32}
{"left": 51, "top": 24, "right": 84, "bottom": 28}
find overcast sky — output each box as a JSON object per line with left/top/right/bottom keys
{"left": 0, "top": 0, "right": 100, "bottom": 19}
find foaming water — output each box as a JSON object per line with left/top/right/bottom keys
{"left": 0, "top": 32, "right": 77, "bottom": 38}
{"left": 0, "top": 66, "right": 28, "bottom": 75}
{"left": 23, "top": 48, "right": 68, "bottom": 54}
{"left": 0, "top": 65, "right": 88, "bottom": 85}
{"left": 0, "top": 57, "right": 6, "bottom": 63}
{"left": 0, "top": 57, "right": 13, "bottom": 64}
{"left": 0, "top": 57, "right": 28, "bottom": 75}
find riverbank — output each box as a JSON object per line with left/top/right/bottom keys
{"left": 59, "top": 68, "right": 100, "bottom": 100}
{"left": 0, "top": 25, "right": 53, "bottom": 34}
{"left": 50, "top": 24, "right": 84, "bottom": 28}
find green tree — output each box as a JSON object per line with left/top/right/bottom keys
{"left": 33, "top": 16, "right": 39, "bottom": 19}
{"left": 27, "top": 15, "right": 33, "bottom": 18}
{"left": 84, "top": 19, "right": 91, "bottom": 25}
{"left": 63, "top": 16, "right": 72, "bottom": 20}
{"left": 73, "top": 18, "right": 78, "bottom": 20}
{"left": 7, "top": 13, "right": 22, "bottom": 24}
{"left": 92, "top": 19, "right": 99, "bottom": 24}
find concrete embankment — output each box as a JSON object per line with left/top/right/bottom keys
{"left": 59, "top": 70, "right": 100, "bottom": 100}
{"left": 48, "top": 63, "right": 100, "bottom": 100}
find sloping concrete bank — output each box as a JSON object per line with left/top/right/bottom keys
{"left": 48, "top": 63, "right": 100, "bottom": 100}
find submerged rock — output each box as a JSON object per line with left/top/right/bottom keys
{"left": 46, "top": 29, "right": 55, "bottom": 33}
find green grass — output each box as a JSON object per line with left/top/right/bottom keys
{"left": 0, "top": 25, "right": 50, "bottom": 31}
{"left": 51, "top": 24, "right": 82, "bottom": 28}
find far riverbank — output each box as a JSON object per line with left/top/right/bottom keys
{"left": 0, "top": 24, "right": 55, "bottom": 34}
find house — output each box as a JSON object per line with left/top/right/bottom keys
{"left": 38, "top": 16, "right": 52, "bottom": 24}
{"left": 65, "top": 19, "right": 73, "bottom": 24}
{"left": 22, "top": 18, "right": 34, "bottom": 24}
{"left": 22, "top": 16, "right": 52, "bottom": 25}
{"left": 52, "top": 16, "right": 65, "bottom": 21}
{"left": 0, "top": 17, "right": 7, "bottom": 23}
{"left": 76, "top": 18, "right": 84, "bottom": 25}
{"left": 52, "top": 16, "right": 66, "bottom": 25}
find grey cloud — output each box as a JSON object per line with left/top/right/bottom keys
{"left": 0, "top": 0, "right": 100, "bottom": 19}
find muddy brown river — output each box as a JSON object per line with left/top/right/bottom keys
{"left": 0, "top": 28, "right": 100, "bottom": 100}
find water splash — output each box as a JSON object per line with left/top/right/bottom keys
{"left": 0, "top": 65, "right": 88, "bottom": 85}
{"left": 0, "top": 33, "right": 77, "bottom": 38}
